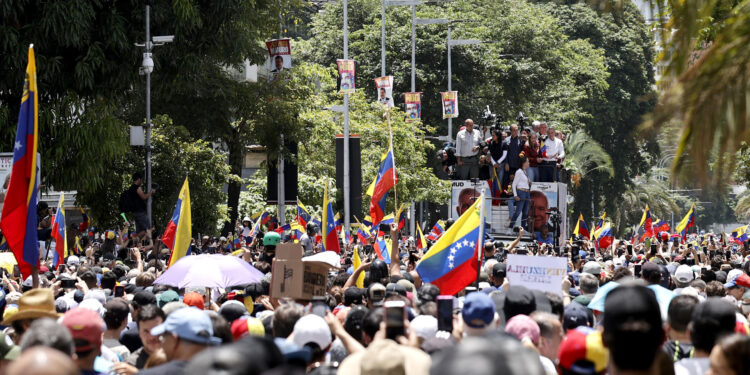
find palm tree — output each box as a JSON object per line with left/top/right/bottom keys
{"left": 563, "top": 129, "right": 615, "bottom": 187}
{"left": 642, "top": 0, "right": 750, "bottom": 186}
{"left": 736, "top": 189, "right": 750, "bottom": 220}
{"left": 611, "top": 168, "right": 681, "bottom": 235}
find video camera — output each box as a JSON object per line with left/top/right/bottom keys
{"left": 516, "top": 112, "right": 529, "bottom": 127}
{"left": 481, "top": 105, "right": 501, "bottom": 127}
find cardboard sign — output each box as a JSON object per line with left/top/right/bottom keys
{"left": 270, "top": 243, "right": 333, "bottom": 301}
{"left": 506, "top": 254, "right": 568, "bottom": 296}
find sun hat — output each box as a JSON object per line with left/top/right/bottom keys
{"left": 2, "top": 289, "right": 60, "bottom": 324}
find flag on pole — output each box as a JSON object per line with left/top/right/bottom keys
{"left": 416, "top": 193, "right": 484, "bottom": 296}
{"left": 50, "top": 194, "right": 67, "bottom": 267}
{"left": 296, "top": 200, "right": 311, "bottom": 227}
{"left": 592, "top": 212, "right": 606, "bottom": 240}
{"left": 675, "top": 203, "right": 696, "bottom": 242}
{"left": 573, "top": 214, "right": 590, "bottom": 239}
{"left": 162, "top": 178, "right": 192, "bottom": 267}
{"left": 367, "top": 150, "right": 398, "bottom": 227}
{"left": 595, "top": 223, "right": 613, "bottom": 250}
{"left": 731, "top": 225, "right": 748, "bottom": 244}
{"left": 638, "top": 204, "right": 654, "bottom": 237}
{"left": 78, "top": 208, "right": 89, "bottom": 233}
{"left": 322, "top": 185, "right": 340, "bottom": 253}
{"left": 396, "top": 205, "right": 407, "bottom": 232}
{"left": 488, "top": 167, "right": 502, "bottom": 205}
{"left": 0, "top": 45, "right": 40, "bottom": 279}
{"left": 352, "top": 247, "right": 365, "bottom": 288}
{"left": 374, "top": 237, "right": 391, "bottom": 264}
{"left": 427, "top": 221, "right": 445, "bottom": 241}
{"left": 415, "top": 224, "right": 427, "bottom": 250}
{"left": 653, "top": 220, "right": 670, "bottom": 233}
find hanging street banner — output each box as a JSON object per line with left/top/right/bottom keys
{"left": 266, "top": 39, "right": 292, "bottom": 81}
{"left": 441, "top": 91, "right": 458, "bottom": 119}
{"left": 374, "top": 76, "right": 394, "bottom": 107}
{"left": 337, "top": 59, "right": 356, "bottom": 94}
{"left": 405, "top": 92, "right": 421, "bottom": 122}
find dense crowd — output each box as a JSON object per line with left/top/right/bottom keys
{"left": 0, "top": 216, "right": 748, "bottom": 375}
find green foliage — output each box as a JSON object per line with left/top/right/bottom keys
{"left": 610, "top": 169, "right": 680, "bottom": 235}
{"left": 77, "top": 115, "right": 230, "bottom": 234}
{"left": 563, "top": 129, "right": 614, "bottom": 180}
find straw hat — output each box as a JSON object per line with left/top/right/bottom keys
{"left": 2, "top": 289, "right": 60, "bottom": 324}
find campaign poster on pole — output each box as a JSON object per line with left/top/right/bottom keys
{"left": 506, "top": 254, "right": 568, "bottom": 295}
{"left": 266, "top": 39, "right": 292, "bottom": 81}
{"left": 374, "top": 76, "right": 394, "bottom": 107}
{"left": 337, "top": 60, "right": 356, "bottom": 94}
{"left": 441, "top": 91, "right": 458, "bottom": 119}
{"left": 404, "top": 92, "right": 421, "bottom": 122}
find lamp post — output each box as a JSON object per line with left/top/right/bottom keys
{"left": 381, "top": 0, "right": 423, "bottom": 76}
{"left": 137, "top": 5, "right": 173, "bottom": 228}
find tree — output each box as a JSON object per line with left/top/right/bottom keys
{"left": 610, "top": 168, "right": 680, "bottom": 235}
{"left": 76, "top": 115, "right": 230, "bottom": 234}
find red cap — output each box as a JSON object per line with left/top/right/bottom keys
{"left": 39, "top": 265, "right": 49, "bottom": 273}
{"left": 183, "top": 292, "right": 204, "bottom": 310}
{"left": 61, "top": 308, "right": 104, "bottom": 351}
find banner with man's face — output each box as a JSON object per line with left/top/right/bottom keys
{"left": 404, "top": 92, "right": 421, "bottom": 122}
{"left": 374, "top": 76, "right": 394, "bottom": 107}
{"left": 266, "top": 39, "right": 292, "bottom": 81}
{"left": 441, "top": 91, "right": 458, "bottom": 119}
{"left": 337, "top": 60, "right": 356, "bottom": 94}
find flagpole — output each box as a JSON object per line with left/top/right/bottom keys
{"left": 475, "top": 189, "right": 486, "bottom": 287}
{"left": 386, "top": 108, "right": 397, "bottom": 210}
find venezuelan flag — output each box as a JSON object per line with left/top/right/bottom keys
{"left": 675, "top": 203, "right": 696, "bottom": 242}
{"left": 248, "top": 212, "right": 269, "bottom": 239}
{"left": 368, "top": 150, "right": 398, "bottom": 227}
{"left": 296, "top": 199, "right": 312, "bottom": 227}
{"left": 322, "top": 185, "right": 340, "bottom": 253}
{"left": 375, "top": 214, "right": 395, "bottom": 237}
{"left": 50, "top": 194, "right": 67, "bottom": 267}
{"left": 162, "top": 178, "right": 192, "bottom": 267}
{"left": 73, "top": 235, "right": 82, "bottom": 255}
{"left": 78, "top": 208, "right": 89, "bottom": 233}
{"left": 0, "top": 45, "right": 40, "bottom": 278}
{"left": 427, "top": 221, "right": 445, "bottom": 241}
{"left": 573, "top": 214, "right": 590, "bottom": 239}
{"left": 540, "top": 140, "right": 547, "bottom": 158}
{"left": 653, "top": 220, "right": 670, "bottom": 233}
{"left": 396, "top": 205, "right": 407, "bottom": 232}
{"left": 352, "top": 247, "right": 365, "bottom": 288}
{"left": 488, "top": 166, "right": 502, "bottom": 205}
{"left": 374, "top": 237, "right": 391, "bottom": 264}
{"left": 638, "top": 204, "right": 654, "bottom": 236}
{"left": 595, "top": 223, "right": 613, "bottom": 249}
{"left": 416, "top": 193, "right": 484, "bottom": 296}
{"left": 415, "top": 224, "right": 427, "bottom": 250}
{"left": 731, "top": 224, "right": 748, "bottom": 244}
{"left": 592, "top": 212, "right": 606, "bottom": 240}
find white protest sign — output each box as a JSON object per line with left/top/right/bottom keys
{"left": 506, "top": 254, "right": 568, "bottom": 296}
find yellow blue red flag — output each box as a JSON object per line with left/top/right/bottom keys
{"left": 163, "top": 178, "right": 192, "bottom": 267}
{"left": 50, "top": 193, "right": 67, "bottom": 267}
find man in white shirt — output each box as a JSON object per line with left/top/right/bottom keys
{"left": 540, "top": 126, "right": 564, "bottom": 182}
{"left": 455, "top": 119, "right": 481, "bottom": 180}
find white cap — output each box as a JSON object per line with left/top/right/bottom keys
{"left": 79, "top": 298, "right": 106, "bottom": 317}
{"left": 243, "top": 217, "right": 251, "bottom": 222}
{"left": 728, "top": 269, "right": 743, "bottom": 285}
{"left": 66, "top": 255, "right": 80, "bottom": 266}
{"left": 292, "top": 314, "right": 332, "bottom": 350}
{"left": 411, "top": 315, "right": 438, "bottom": 339}
{"left": 674, "top": 265, "right": 695, "bottom": 284}
{"left": 582, "top": 261, "right": 601, "bottom": 276}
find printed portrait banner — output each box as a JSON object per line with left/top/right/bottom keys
{"left": 441, "top": 91, "right": 458, "bottom": 119}
{"left": 506, "top": 254, "right": 568, "bottom": 296}
{"left": 374, "top": 76, "right": 394, "bottom": 107}
{"left": 450, "top": 180, "right": 493, "bottom": 221}
{"left": 266, "top": 39, "right": 292, "bottom": 80}
{"left": 337, "top": 59, "right": 356, "bottom": 94}
{"left": 404, "top": 92, "right": 421, "bottom": 122}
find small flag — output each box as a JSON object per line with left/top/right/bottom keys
{"left": 322, "top": 185, "right": 340, "bottom": 253}
{"left": 675, "top": 203, "right": 696, "bottom": 243}
{"left": 352, "top": 247, "right": 365, "bottom": 288}
{"left": 50, "top": 194, "right": 67, "bottom": 267}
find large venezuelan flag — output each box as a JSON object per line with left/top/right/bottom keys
{"left": 322, "top": 185, "right": 340, "bottom": 253}
{"left": 638, "top": 204, "right": 653, "bottom": 237}
{"left": 0, "top": 45, "right": 41, "bottom": 279}
{"left": 416, "top": 194, "right": 484, "bottom": 295}
{"left": 163, "top": 178, "right": 192, "bottom": 267}
{"left": 368, "top": 150, "right": 397, "bottom": 227}
{"left": 50, "top": 193, "right": 67, "bottom": 267}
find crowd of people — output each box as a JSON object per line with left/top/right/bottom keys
{"left": 0, "top": 209, "right": 748, "bottom": 375}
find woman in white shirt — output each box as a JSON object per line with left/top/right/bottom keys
{"left": 508, "top": 156, "right": 531, "bottom": 230}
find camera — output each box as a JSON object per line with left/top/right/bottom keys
{"left": 516, "top": 112, "right": 529, "bottom": 127}
{"left": 481, "top": 105, "right": 501, "bottom": 127}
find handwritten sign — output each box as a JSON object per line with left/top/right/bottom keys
{"left": 506, "top": 254, "right": 568, "bottom": 295}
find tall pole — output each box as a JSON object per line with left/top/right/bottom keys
{"left": 277, "top": 3, "right": 286, "bottom": 226}
{"left": 145, "top": 5, "right": 152, "bottom": 227}
{"left": 409, "top": 4, "right": 417, "bottom": 237}
{"left": 447, "top": 25, "right": 452, "bottom": 142}
{"left": 343, "top": 0, "right": 351, "bottom": 235}
{"left": 381, "top": 0, "right": 386, "bottom": 76}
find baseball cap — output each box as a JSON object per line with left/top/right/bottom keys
{"left": 150, "top": 307, "right": 221, "bottom": 345}
{"left": 492, "top": 262, "right": 507, "bottom": 278}
{"left": 344, "top": 288, "right": 363, "bottom": 305}
{"left": 725, "top": 273, "right": 750, "bottom": 289}
{"left": 674, "top": 265, "right": 694, "bottom": 284}
{"left": 182, "top": 292, "right": 204, "bottom": 310}
{"left": 0, "top": 331, "right": 19, "bottom": 360}
{"left": 157, "top": 290, "right": 180, "bottom": 308}
{"left": 230, "top": 317, "right": 265, "bottom": 340}
{"left": 219, "top": 300, "right": 247, "bottom": 323}
{"left": 386, "top": 283, "right": 406, "bottom": 297}
{"left": 640, "top": 261, "right": 660, "bottom": 280}
{"left": 564, "top": 301, "right": 594, "bottom": 332}
{"left": 292, "top": 314, "right": 332, "bottom": 349}
{"left": 132, "top": 290, "right": 157, "bottom": 308}
{"left": 557, "top": 327, "right": 609, "bottom": 375}
{"left": 61, "top": 308, "right": 105, "bottom": 352}
{"left": 505, "top": 314, "right": 540, "bottom": 345}
{"left": 582, "top": 262, "right": 601, "bottom": 276}
{"left": 503, "top": 286, "right": 536, "bottom": 320}
{"left": 603, "top": 285, "right": 662, "bottom": 339}
{"left": 411, "top": 315, "right": 438, "bottom": 339}
{"left": 368, "top": 283, "right": 386, "bottom": 307}
{"left": 462, "top": 292, "right": 495, "bottom": 329}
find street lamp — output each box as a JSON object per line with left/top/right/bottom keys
{"left": 382, "top": 0, "right": 423, "bottom": 76}
{"left": 136, "top": 5, "right": 173, "bottom": 228}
